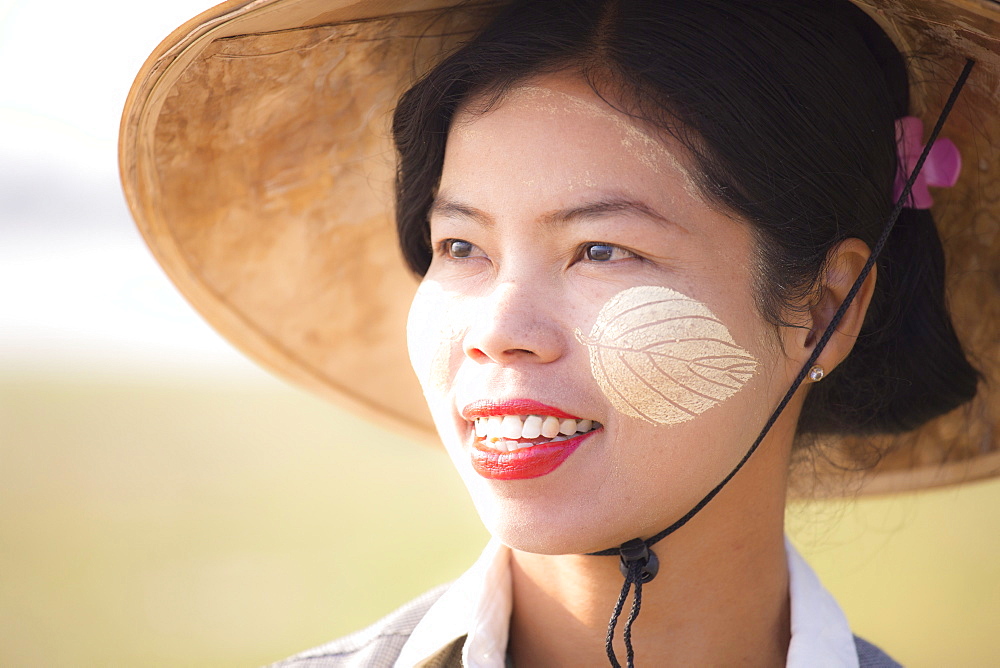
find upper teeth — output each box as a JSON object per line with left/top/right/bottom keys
{"left": 473, "top": 415, "right": 599, "bottom": 443}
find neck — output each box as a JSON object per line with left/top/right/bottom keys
{"left": 507, "top": 484, "right": 790, "bottom": 667}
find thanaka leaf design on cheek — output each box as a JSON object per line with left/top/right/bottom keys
{"left": 574, "top": 286, "right": 758, "bottom": 425}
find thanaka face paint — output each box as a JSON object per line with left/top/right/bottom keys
{"left": 453, "top": 85, "right": 704, "bottom": 202}
{"left": 576, "top": 285, "right": 758, "bottom": 425}
{"left": 406, "top": 280, "right": 467, "bottom": 398}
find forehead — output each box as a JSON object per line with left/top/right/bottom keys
{"left": 441, "top": 73, "right": 703, "bottom": 210}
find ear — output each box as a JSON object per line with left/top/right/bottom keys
{"left": 786, "top": 238, "right": 877, "bottom": 375}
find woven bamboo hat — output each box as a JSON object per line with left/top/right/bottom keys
{"left": 120, "top": 0, "right": 1000, "bottom": 495}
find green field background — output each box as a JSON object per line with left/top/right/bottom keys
{"left": 2, "top": 372, "right": 997, "bottom": 667}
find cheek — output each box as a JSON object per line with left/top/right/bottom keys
{"left": 406, "top": 282, "right": 467, "bottom": 398}
{"left": 576, "top": 285, "right": 759, "bottom": 426}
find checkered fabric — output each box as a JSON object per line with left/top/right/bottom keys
{"left": 265, "top": 584, "right": 450, "bottom": 667}
{"left": 855, "top": 636, "right": 902, "bottom": 668}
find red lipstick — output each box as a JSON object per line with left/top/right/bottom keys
{"left": 462, "top": 398, "right": 580, "bottom": 420}
{"left": 470, "top": 430, "right": 597, "bottom": 480}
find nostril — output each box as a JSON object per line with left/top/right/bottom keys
{"left": 464, "top": 316, "right": 565, "bottom": 364}
{"left": 467, "top": 346, "right": 539, "bottom": 364}
{"left": 467, "top": 347, "right": 491, "bottom": 364}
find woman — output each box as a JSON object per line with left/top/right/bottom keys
{"left": 121, "top": 0, "right": 998, "bottom": 665}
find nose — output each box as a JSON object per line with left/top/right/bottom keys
{"left": 464, "top": 281, "right": 565, "bottom": 366}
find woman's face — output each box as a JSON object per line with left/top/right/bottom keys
{"left": 407, "top": 73, "right": 800, "bottom": 555}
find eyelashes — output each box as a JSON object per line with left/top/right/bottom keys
{"left": 581, "top": 242, "right": 637, "bottom": 263}
{"left": 441, "top": 238, "right": 482, "bottom": 259}
{"left": 435, "top": 238, "right": 640, "bottom": 264}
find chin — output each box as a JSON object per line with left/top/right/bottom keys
{"left": 490, "top": 515, "right": 640, "bottom": 556}
{"left": 462, "top": 477, "right": 644, "bottom": 555}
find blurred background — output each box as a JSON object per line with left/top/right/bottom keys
{"left": 0, "top": 1, "right": 997, "bottom": 665}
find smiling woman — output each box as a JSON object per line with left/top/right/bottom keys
{"left": 413, "top": 73, "right": 791, "bottom": 563}
{"left": 120, "top": 0, "right": 1000, "bottom": 666}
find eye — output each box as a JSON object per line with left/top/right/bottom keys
{"left": 440, "top": 238, "right": 483, "bottom": 259}
{"left": 583, "top": 243, "right": 636, "bottom": 263}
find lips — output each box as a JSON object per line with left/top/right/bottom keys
{"left": 460, "top": 399, "right": 601, "bottom": 480}
{"left": 462, "top": 398, "right": 580, "bottom": 420}
{"left": 469, "top": 430, "right": 598, "bottom": 480}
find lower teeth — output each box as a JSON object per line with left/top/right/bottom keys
{"left": 480, "top": 429, "right": 595, "bottom": 451}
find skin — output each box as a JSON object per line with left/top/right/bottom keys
{"left": 577, "top": 284, "right": 759, "bottom": 425}
{"left": 407, "top": 280, "right": 468, "bottom": 398}
{"left": 407, "top": 72, "right": 876, "bottom": 667}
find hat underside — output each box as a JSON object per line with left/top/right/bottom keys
{"left": 121, "top": 0, "right": 1000, "bottom": 495}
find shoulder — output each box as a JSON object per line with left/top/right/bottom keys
{"left": 265, "top": 584, "right": 450, "bottom": 668}
{"left": 854, "top": 635, "right": 902, "bottom": 668}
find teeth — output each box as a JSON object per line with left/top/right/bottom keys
{"left": 473, "top": 413, "right": 601, "bottom": 445}
{"left": 522, "top": 415, "right": 543, "bottom": 439}
{"left": 541, "top": 416, "right": 561, "bottom": 438}
{"left": 501, "top": 415, "right": 524, "bottom": 439}
{"left": 486, "top": 416, "right": 503, "bottom": 441}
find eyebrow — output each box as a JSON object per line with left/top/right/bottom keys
{"left": 429, "top": 195, "right": 682, "bottom": 231}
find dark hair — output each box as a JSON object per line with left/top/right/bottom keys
{"left": 392, "top": 0, "right": 978, "bottom": 438}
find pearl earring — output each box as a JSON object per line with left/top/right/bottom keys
{"left": 808, "top": 365, "right": 825, "bottom": 382}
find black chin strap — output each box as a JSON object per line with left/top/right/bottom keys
{"left": 590, "top": 58, "right": 975, "bottom": 668}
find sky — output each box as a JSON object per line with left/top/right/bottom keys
{"left": 0, "top": 0, "right": 270, "bottom": 378}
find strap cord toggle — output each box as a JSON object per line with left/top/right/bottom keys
{"left": 618, "top": 538, "right": 659, "bottom": 583}
{"left": 605, "top": 540, "right": 659, "bottom": 667}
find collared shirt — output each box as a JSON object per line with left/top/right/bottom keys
{"left": 395, "top": 537, "right": 860, "bottom": 668}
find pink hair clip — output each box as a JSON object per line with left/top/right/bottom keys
{"left": 893, "top": 115, "right": 961, "bottom": 209}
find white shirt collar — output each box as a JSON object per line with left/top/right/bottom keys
{"left": 395, "top": 537, "right": 858, "bottom": 668}
{"left": 785, "top": 536, "right": 859, "bottom": 667}
{"left": 394, "top": 539, "right": 511, "bottom": 668}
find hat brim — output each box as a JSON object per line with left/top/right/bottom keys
{"left": 120, "top": 0, "right": 1000, "bottom": 494}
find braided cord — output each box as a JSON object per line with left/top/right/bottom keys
{"left": 605, "top": 571, "right": 629, "bottom": 668}
{"left": 595, "top": 59, "right": 975, "bottom": 668}
{"left": 605, "top": 561, "right": 645, "bottom": 668}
